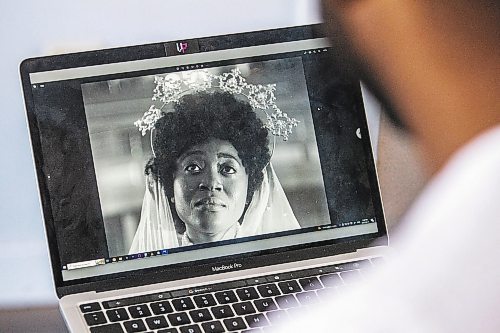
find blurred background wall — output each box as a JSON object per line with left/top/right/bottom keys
{"left": 0, "top": 0, "right": 425, "bottom": 331}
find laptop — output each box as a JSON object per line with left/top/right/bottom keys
{"left": 20, "top": 24, "right": 388, "bottom": 333}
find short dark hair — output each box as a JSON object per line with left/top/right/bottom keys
{"left": 146, "top": 92, "right": 271, "bottom": 229}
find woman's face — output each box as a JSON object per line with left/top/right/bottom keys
{"left": 173, "top": 138, "right": 249, "bottom": 239}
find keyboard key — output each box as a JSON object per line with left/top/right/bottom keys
{"left": 296, "top": 291, "right": 318, "bottom": 305}
{"left": 254, "top": 298, "right": 277, "bottom": 312}
{"left": 223, "top": 317, "right": 247, "bottom": 330}
{"left": 214, "top": 290, "right": 238, "bottom": 304}
{"left": 340, "top": 270, "right": 362, "bottom": 284}
{"left": 128, "top": 304, "right": 151, "bottom": 318}
{"left": 168, "top": 312, "right": 191, "bottom": 326}
{"left": 201, "top": 320, "right": 225, "bottom": 333}
{"left": 277, "top": 280, "right": 302, "bottom": 294}
{"left": 123, "top": 319, "right": 147, "bottom": 333}
{"left": 193, "top": 294, "right": 216, "bottom": 308}
{"left": 236, "top": 287, "right": 259, "bottom": 301}
{"left": 80, "top": 302, "right": 101, "bottom": 313}
{"left": 316, "top": 287, "right": 336, "bottom": 301}
{"left": 233, "top": 301, "right": 256, "bottom": 315}
{"left": 257, "top": 284, "right": 281, "bottom": 297}
{"left": 84, "top": 311, "right": 108, "bottom": 326}
{"left": 287, "top": 306, "right": 309, "bottom": 318}
{"left": 266, "top": 310, "right": 288, "bottom": 324}
{"left": 106, "top": 308, "right": 129, "bottom": 322}
{"left": 146, "top": 316, "right": 170, "bottom": 330}
{"left": 275, "top": 295, "right": 299, "bottom": 309}
{"left": 319, "top": 273, "right": 342, "bottom": 287}
{"left": 298, "top": 277, "right": 323, "bottom": 291}
{"left": 211, "top": 305, "right": 234, "bottom": 319}
{"left": 179, "top": 324, "right": 202, "bottom": 333}
{"left": 90, "top": 323, "right": 124, "bottom": 333}
{"left": 158, "top": 328, "right": 179, "bottom": 333}
{"left": 189, "top": 308, "right": 213, "bottom": 322}
{"left": 151, "top": 301, "right": 174, "bottom": 315}
{"left": 172, "top": 298, "right": 195, "bottom": 311}
{"left": 245, "top": 314, "right": 269, "bottom": 328}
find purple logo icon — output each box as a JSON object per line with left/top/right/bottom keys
{"left": 176, "top": 42, "right": 189, "bottom": 54}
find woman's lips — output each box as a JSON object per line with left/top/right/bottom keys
{"left": 194, "top": 197, "right": 226, "bottom": 210}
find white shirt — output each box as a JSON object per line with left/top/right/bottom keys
{"left": 275, "top": 125, "right": 500, "bottom": 332}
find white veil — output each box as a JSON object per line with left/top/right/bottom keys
{"left": 240, "top": 163, "right": 300, "bottom": 236}
{"left": 129, "top": 163, "right": 300, "bottom": 254}
{"left": 128, "top": 174, "right": 179, "bottom": 253}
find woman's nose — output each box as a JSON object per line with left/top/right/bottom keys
{"left": 198, "top": 168, "right": 223, "bottom": 191}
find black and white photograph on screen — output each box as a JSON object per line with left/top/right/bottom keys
{"left": 82, "top": 57, "right": 331, "bottom": 257}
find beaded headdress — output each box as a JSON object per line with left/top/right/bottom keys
{"left": 134, "top": 68, "right": 299, "bottom": 142}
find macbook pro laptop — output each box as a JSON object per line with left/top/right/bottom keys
{"left": 20, "top": 24, "right": 388, "bottom": 333}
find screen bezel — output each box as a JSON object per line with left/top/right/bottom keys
{"left": 20, "top": 24, "right": 387, "bottom": 298}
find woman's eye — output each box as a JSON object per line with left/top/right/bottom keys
{"left": 220, "top": 165, "right": 236, "bottom": 174}
{"left": 185, "top": 164, "right": 201, "bottom": 173}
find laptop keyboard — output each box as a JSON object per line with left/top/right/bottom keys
{"left": 80, "top": 259, "right": 376, "bottom": 333}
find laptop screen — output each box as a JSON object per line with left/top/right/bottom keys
{"left": 22, "top": 25, "right": 386, "bottom": 286}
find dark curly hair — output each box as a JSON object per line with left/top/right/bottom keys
{"left": 145, "top": 92, "right": 271, "bottom": 231}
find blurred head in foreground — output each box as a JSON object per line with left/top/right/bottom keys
{"left": 321, "top": 0, "right": 499, "bottom": 174}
